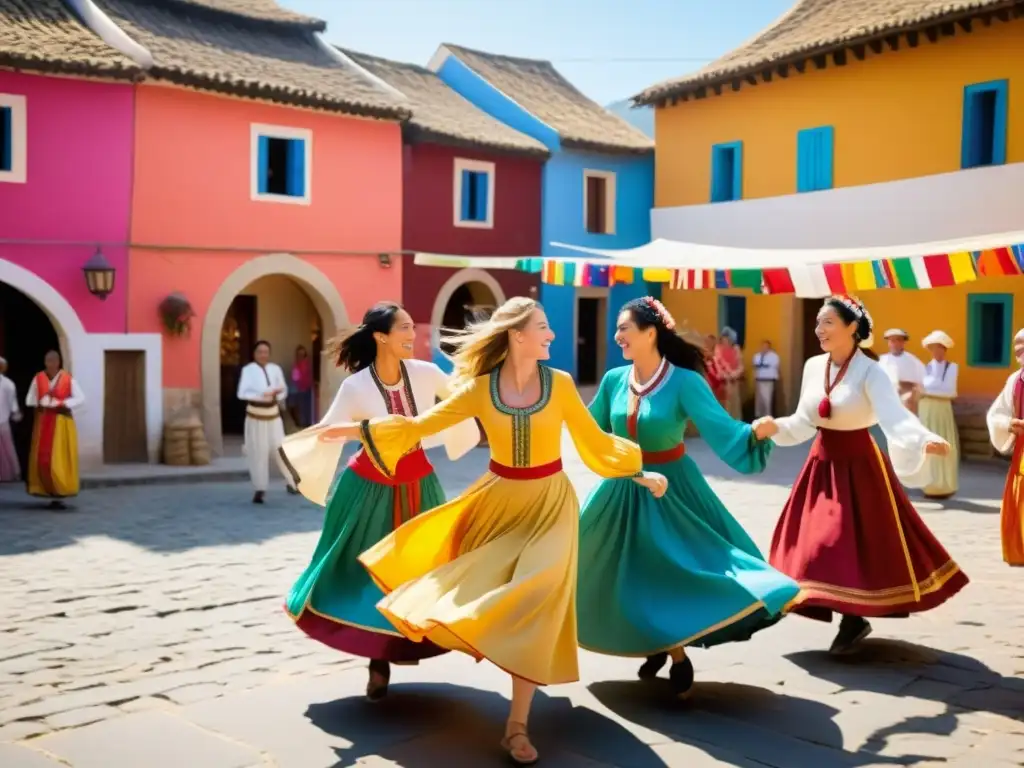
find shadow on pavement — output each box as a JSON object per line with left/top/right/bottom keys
{"left": 589, "top": 678, "right": 916, "bottom": 767}
{"left": 787, "top": 638, "right": 1024, "bottom": 756}
{"left": 306, "top": 682, "right": 667, "bottom": 767}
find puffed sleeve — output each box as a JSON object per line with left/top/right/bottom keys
{"left": 586, "top": 369, "right": 616, "bottom": 432}
{"left": 363, "top": 378, "right": 480, "bottom": 476}
{"left": 988, "top": 371, "right": 1019, "bottom": 455}
{"left": 772, "top": 358, "right": 820, "bottom": 447}
{"left": 678, "top": 369, "right": 771, "bottom": 474}
{"left": 63, "top": 378, "right": 85, "bottom": 410}
{"left": 236, "top": 365, "right": 265, "bottom": 401}
{"left": 559, "top": 371, "right": 642, "bottom": 479}
{"left": 428, "top": 363, "right": 480, "bottom": 461}
{"left": 865, "top": 362, "right": 940, "bottom": 487}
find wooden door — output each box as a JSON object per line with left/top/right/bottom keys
{"left": 103, "top": 350, "right": 148, "bottom": 463}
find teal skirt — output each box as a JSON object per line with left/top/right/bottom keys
{"left": 285, "top": 465, "right": 448, "bottom": 662}
{"left": 577, "top": 456, "right": 800, "bottom": 656}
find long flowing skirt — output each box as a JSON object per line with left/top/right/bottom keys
{"left": 27, "top": 410, "right": 78, "bottom": 499}
{"left": 771, "top": 428, "right": 967, "bottom": 619}
{"left": 286, "top": 465, "right": 448, "bottom": 662}
{"left": 1000, "top": 438, "right": 1024, "bottom": 566}
{"left": 919, "top": 397, "right": 959, "bottom": 497}
{"left": 0, "top": 421, "right": 20, "bottom": 482}
{"left": 577, "top": 456, "right": 800, "bottom": 656}
{"left": 359, "top": 466, "right": 580, "bottom": 686}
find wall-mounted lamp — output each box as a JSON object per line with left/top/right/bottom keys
{"left": 377, "top": 253, "right": 392, "bottom": 268}
{"left": 83, "top": 248, "right": 116, "bottom": 300}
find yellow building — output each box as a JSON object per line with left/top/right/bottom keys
{"left": 635, "top": 0, "right": 1024, "bottom": 413}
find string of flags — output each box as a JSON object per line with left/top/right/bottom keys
{"left": 513, "top": 245, "right": 1024, "bottom": 295}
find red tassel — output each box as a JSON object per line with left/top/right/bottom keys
{"left": 818, "top": 397, "right": 832, "bottom": 419}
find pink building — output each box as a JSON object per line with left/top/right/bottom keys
{"left": 0, "top": 0, "right": 157, "bottom": 470}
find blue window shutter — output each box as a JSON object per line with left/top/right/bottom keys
{"left": 1, "top": 107, "right": 13, "bottom": 172}
{"left": 286, "top": 138, "right": 305, "bottom": 197}
{"left": 797, "top": 127, "right": 834, "bottom": 192}
{"left": 257, "top": 135, "right": 269, "bottom": 194}
{"left": 474, "top": 172, "right": 488, "bottom": 221}
{"left": 962, "top": 79, "right": 1009, "bottom": 169}
{"left": 992, "top": 80, "right": 1008, "bottom": 165}
{"left": 818, "top": 126, "right": 834, "bottom": 190}
{"left": 460, "top": 169, "right": 472, "bottom": 220}
{"left": 731, "top": 142, "right": 743, "bottom": 201}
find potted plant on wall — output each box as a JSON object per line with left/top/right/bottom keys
{"left": 159, "top": 292, "right": 195, "bottom": 338}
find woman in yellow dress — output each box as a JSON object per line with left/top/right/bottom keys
{"left": 319, "top": 297, "right": 667, "bottom": 765}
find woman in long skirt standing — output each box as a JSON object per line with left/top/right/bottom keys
{"left": 318, "top": 297, "right": 667, "bottom": 765}
{"left": 753, "top": 296, "right": 968, "bottom": 655}
{"left": 919, "top": 330, "right": 960, "bottom": 499}
{"left": 281, "top": 302, "right": 480, "bottom": 700}
{"left": 576, "top": 297, "right": 800, "bottom": 699}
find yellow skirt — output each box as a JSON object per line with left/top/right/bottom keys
{"left": 358, "top": 470, "right": 580, "bottom": 685}
{"left": 919, "top": 397, "right": 959, "bottom": 497}
{"left": 27, "top": 410, "right": 80, "bottom": 499}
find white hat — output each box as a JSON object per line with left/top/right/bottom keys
{"left": 883, "top": 328, "right": 909, "bottom": 340}
{"left": 922, "top": 330, "right": 954, "bottom": 349}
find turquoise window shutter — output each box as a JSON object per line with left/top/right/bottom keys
{"left": 474, "top": 172, "right": 488, "bottom": 221}
{"left": 460, "top": 169, "right": 473, "bottom": 220}
{"left": 286, "top": 138, "right": 305, "bottom": 197}
{"left": 257, "top": 135, "right": 270, "bottom": 194}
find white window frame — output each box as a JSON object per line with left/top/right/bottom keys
{"left": 0, "top": 93, "right": 27, "bottom": 185}
{"left": 582, "top": 169, "right": 616, "bottom": 235}
{"left": 250, "top": 123, "right": 313, "bottom": 206}
{"left": 453, "top": 157, "right": 496, "bottom": 229}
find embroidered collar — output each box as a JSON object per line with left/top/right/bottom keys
{"left": 489, "top": 363, "right": 552, "bottom": 416}
{"left": 629, "top": 357, "right": 669, "bottom": 397}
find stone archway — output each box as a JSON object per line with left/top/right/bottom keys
{"left": 429, "top": 268, "right": 507, "bottom": 361}
{"left": 201, "top": 254, "right": 349, "bottom": 456}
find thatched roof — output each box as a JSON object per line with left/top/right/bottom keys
{"left": 344, "top": 48, "right": 548, "bottom": 157}
{"left": 634, "top": 0, "right": 1024, "bottom": 106}
{"left": 91, "top": 0, "right": 409, "bottom": 120}
{"left": 0, "top": 0, "right": 140, "bottom": 79}
{"left": 435, "top": 44, "right": 652, "bottom": 155}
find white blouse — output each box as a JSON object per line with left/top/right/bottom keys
{"left": 25, "top": 372, "right": 85, "bottom": 410}
{"left": 237, "top": 362, "right": 288, "bottom": 404}
{"left": 922, "top": 360, "right": 958, "bottom": 398}
{"left": 773, "top": 351, "right": 940, "bottom": 487}
{"left": 987, "top": 369, "right": 1021, "bottom": 455}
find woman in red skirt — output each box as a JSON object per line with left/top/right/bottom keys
{"left": 753, "top": 296, "right": 968, "bottom": 655}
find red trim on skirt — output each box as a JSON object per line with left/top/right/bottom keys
{"left": 770, "top": 428, "right": 968, "bottom": 620}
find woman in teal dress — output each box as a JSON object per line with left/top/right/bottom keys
{"left": 577, "top": 297, "right": 801, "bottom": 699}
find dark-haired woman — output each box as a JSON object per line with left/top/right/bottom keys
{"left": 576, "top": 297, "right": 799, "bottom": 699}
{"left": 754, "top": 295, "right": 968, "bottom": 656}
{"left": 280, "top": 302, "right": 479, "bottom": 701}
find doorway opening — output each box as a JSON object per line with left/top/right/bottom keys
{"left": 800, "top": 299, "right": 822, "bottom": 362}
{"left": 439, "top": 281, "right": 498, "bottom": 355}
{"left": 0, "top": 282, "right": 61, "bottom": 476}
{"left": 576, "top": 296, "right": 606, "bottom": 386}
{"left": 218, "top": 275, "right": 323, "bottom": 446}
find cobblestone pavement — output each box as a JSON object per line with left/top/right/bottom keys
{"left": 0, "top": 438, "right": 1021, "bottom": 767}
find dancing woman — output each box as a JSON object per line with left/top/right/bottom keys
{"left": 319, "top": 297, "right": 667, "bottom": 765}
{"left": 280, "top": 302, "right": 479, "bottom": 701}
{"left": 753, "top": 296, "right": 968, "bottom": 655}
{"left": 576, "top": 297, "right": 799, "bottom": 700}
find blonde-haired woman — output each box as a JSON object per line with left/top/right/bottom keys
{"left": 319, "top": 297, "right": 666, "bottom": 765}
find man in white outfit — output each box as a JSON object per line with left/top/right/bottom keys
{"left": 878, "top": 328, "right": 927, "bottom": 415}
{"left": 752, "top": 340, "right": 780, "bottom": 419}
{"left": 236, "top": 340, "right": 298, "bottom": 503}
{"left": 0, "top": 357, "right": 21, "bottom": 482}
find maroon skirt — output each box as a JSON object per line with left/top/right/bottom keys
{"left": 770, "top": 428, "right": 968, "bottom": 620}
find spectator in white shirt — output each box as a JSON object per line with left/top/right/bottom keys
{"left": 919, "top": 331, "right": 959, "bottom": 498}
{"left": 752, "top": 340, "right": 780, "bottom": 418}
{"left": 0, "top": 356, "right": 21, "bottom": 482}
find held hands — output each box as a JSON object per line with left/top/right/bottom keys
{"left": 751, "top": 417, "right": 779, "bottom": 441}
{"left": 924, "top": 439, "right": 950, "bottom": 457}
{"left": 633, "top": 471, "right": 668, "bottom": 499}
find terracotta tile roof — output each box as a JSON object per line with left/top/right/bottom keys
{"left": 344, "top": 49, "right": 548, "bottom": 158}
{"left": 92, "top": 0, "right": 409, "bottom": 120}
{"left": 0, "top": 0, "right": 140, "bottom": 79}
{"left": 635, "top": 0, "right": 1023, "bottom": 105}
{"left": 439, "top": 44, "right": 653, "bottom": 155}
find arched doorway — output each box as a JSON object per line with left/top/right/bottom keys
{"left": 430, "top": 269, "right": 506, "bottom": 358}
{"left": 202, "top": 254, "right": 349, "bottom": 457}
{"left": 0, "top": 283, "right": 61, "bottom": 475}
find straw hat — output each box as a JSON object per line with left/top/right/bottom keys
{"left": 921, "top": 330, "right": 954, "bottom": 349}
{"left": 883, "top": 328, "right": 909, "bottom": 340}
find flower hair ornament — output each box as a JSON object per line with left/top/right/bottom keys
{"left": 818, "top": 295, "right": 873, "bottom": 419}
{"left": 643, "top": 296, "right": 676, "bottom": 330}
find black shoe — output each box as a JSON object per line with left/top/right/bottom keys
{"left": 638, "top": 653, "right": 668, "bottom": 680}
{"left": 48, "top": 500, "right": 67, "bottom": 511}
{"left": 366, "top": 659, "right": 390, "bottom": 702}
{"left": 252, "top": 491, "right": 265, "bottom": 504}
{"left": 286, "top": 485, "right": 300, "bottom": 495}
{"left": 669, "top": 656, "right": 695, "bottom": 700}
{"left": 829, "top": 615, "right": 872, "bottom": 655}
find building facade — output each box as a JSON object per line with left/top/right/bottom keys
{"left": 636, "top": 0, "right": 1024, "bottom": 408}
{"left": 429, "top": 44, "right": 656, "bottom": 383}
{"left": 345, "top": 50, "right": 546, "bottom": 361}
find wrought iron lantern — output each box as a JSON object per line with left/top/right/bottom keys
{"left": 83, "top": 248, "right": 116, "bottom": 300}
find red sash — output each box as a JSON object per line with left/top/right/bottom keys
{"left": 348, "top": 448, "right": 433, "bottom": 531}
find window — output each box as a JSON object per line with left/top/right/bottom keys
{"left": 250, "top": 124, "right": 311, "bottom": 204}
{"left": 710, "top": 141, "right": 742, "bottom": 202}
{"left": 583, "top": 170, "right": 616, "bottom": 235}
{"left": 796, "top": 126, "right": 834, "bottom": 192}
{"left": 0, "top": 93, "right": 26, "bottom": 184}
{"left": 961, "top": 79, "right": 1008, "bottom": 169}
{"left": 718, "top": 295, "right": 747, "bottom": 349}
{"left": 453, "top": 158, "right": 495, "bottom": 228}
{"left": 967, "top": 293, "right": 1013, "bottom": 367}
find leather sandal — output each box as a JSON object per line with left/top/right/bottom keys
{"left": 366, "top": 659, "right": 390, "bottom": 702}
{"left": 500, "top": 721, "right": 538, "bottom": 765}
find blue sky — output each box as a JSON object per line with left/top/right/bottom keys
{"left": 279, "top": 0, "right": 794, "bottom": 104}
